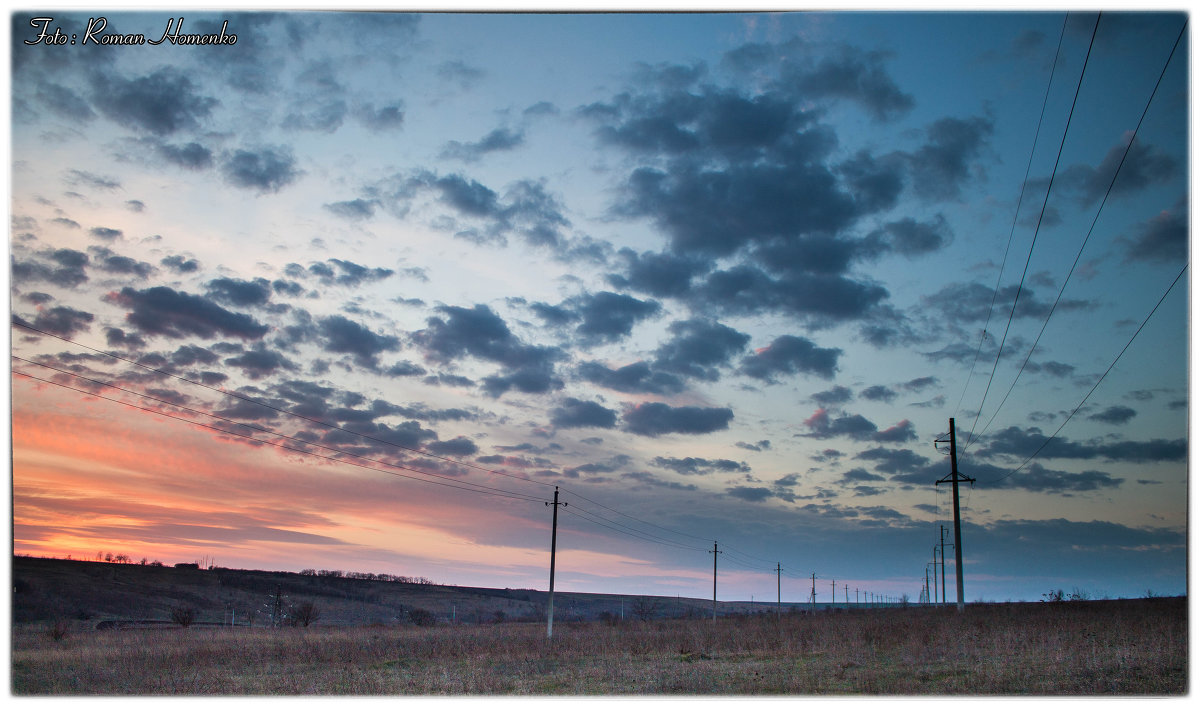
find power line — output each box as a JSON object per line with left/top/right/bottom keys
{"left": 968, "top": 18, "right": 1188, "bottom": 445}
{"left": 11, "top": 319, "right": 554, "bottom": 488}
{"left": 954, "top": 12, "right": 1070, "bottom": 420}
{"left": 964, "top": 12, "right": 1102, "bottom": 449}
{"left": 981, "top": 261, "right": 1187, "bottom": 485}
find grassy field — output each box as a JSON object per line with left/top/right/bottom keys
{"left": 11, "top": 598, "right": 1186, "bottom": 695}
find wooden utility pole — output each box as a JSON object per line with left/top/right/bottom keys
{"left": 775, "top": 563, "right": 781, "bottom": 617}
{"left": 810, "top": 573, "right": 816, "bottom": 613}
{"left": 940, "top": 525, "right": 951, "bottom": 606}
{"left": 936, "top": 419, "right": 973, "bottom": 613}
{"left": 831, "top": 580, "right": 836, "bottom": 605}
{"left": 546, "top": 486, "right": 566, "bottom": 638}
{"left": 932, "top": 545, "right": 939, "bottom": 604}
{"left": 709, "top": 542, "right": 721, "bottom": 623}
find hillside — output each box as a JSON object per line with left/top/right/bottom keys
{"left": 10, "top": 556, "right": 791, "bottom": 628}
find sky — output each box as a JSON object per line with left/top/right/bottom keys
{"left": 7, "top": 9, "right": 1190, "bottom": 605}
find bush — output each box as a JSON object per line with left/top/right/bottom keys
{"left": 170, "top": 605, "right": 197, "bottom": 628}
{"left": 46, "top": 619, "right": 70, "bottom": 641}
{"left": 291, "top": 601, "right": 321, "bottom": 627}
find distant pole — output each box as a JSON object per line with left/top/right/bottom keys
{"left": 932, "top": 545, "right": 939, "bottom": 604}
{"left": 831, "top": 580, "right": 836, "bottom": 605}
{"left": 845, "top": 586, "right": 849, "bottom": 605}
{"left": 775, "top": 563, "right": 781, "bottom": 617}
{"left": 810, "top": 573, "right": 816, "bottom": 613}
{"left": 856, "top": 588, "right": 859, "bottom": 606}
{"left": 925, "top": 564, "right": 931, "bottom": 605}
{"left": 936, "top": 419, "right": 973, "bottom": 613}
{"left": 546, "top": 486, "right": 567, "bottom": 638}
{"left": 940, "top": 525, "right": 950, "bottom": 606}
{"left": 708, "top": 542, "right": 721, "bottom": 623}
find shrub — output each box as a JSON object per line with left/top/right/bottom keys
{"left": 291, "top": 601, "right": 321, "bottom": 627}
{"left": 46, "top": 619, "right": 70, "bottom": 641}
{"left": 170, "top": 605, "right": 197, "bottom": 628}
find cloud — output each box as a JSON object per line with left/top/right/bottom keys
{"left": 66, "top": 170, "right": 121, "bottom": 191}
{"left": 441, "top": 127, "right": 526, "bottom": 162}
{"left": 36, "top": 82, "right": 95, "bottom": 121}
{"left": 868, "top": 215, "right": 952, "bottom": 257}
{"left": 650, "top": 456, "right": 749, "bottom": 475}
{"left": 106, "top": 286, "right": 269, "bottom": 340}
{"left": 802, "top": 408, "right": 877, "bottom": 441}
{"left": 550, "top": 398, "right": 618, "bottom": 429}
{"left": 11, "top": 248, "right": 90, "bottom": 288}
{"left": 993, "top": 463, "right": 1123, "bottom": 493}
{"left": 1059, "top": 136, "right": 1178, "bottom": 204}
{"left": 324, "top": 199, "right": 378, "bottom": 220}
{"left": 1088, "top": 405, "right": 1137, "bottom": 426}
{"left": 622, "top": 402, "right": 733, "bottom": 437}
{"left": 355, "top": 102, "right": 405, "bottom": 131}
{"left": 154, "top": 141, "right": 214, "bottom": 170}
{"left": 91, "top": 67, "right": 217, "bottom": 135}
{"left": 736, "top": 439, "right": 771, "bottom": 452}
{"left": 740, "top": 335, "right": 841, "bottom": 381}
{"left": 576, "top": 360, "right": 686, "bottom": 395}
{"left": 161, "top": 255, "right": 200, "bottom": 273}
{"left": 569, "top": 291, "right": 661, "bottom": 345}
{"left": 605, "top": 248, "right": 711, "bottom": 298}
{"left": 306, "top": 259, "right": 394, "bottom": 287}
{"left": 977, "top": 426, "right": 1186, "bottom": 463}
{"left": 223, "top": 346, "right": 296, "bottom": 380}
{"left": 1123, "top": 202, "right": 1187, "bottom": 263}
{"left": 812, "top": 385, "right": 853, "bottom": 406}
{"left": 426, "top": 437, "right": 479, "bottom": 457}
{"left": 318, "top": 315, "right": 401, "bottom": 368}
{"left": 13, "top": 305, "right": 94, "bottom": 337}
{"left": 725, "top": 486, "right": 775, "bottom": 503}
{"left": 860, "top": 385, "right": 897, "bottom": 403}
{"left": 221, "top": 145, "right": 301, "bottom": 193}
{"left": 905, "top": 116, "right": 993, "bottom": 201}
{"left": 653, "top": 318, "right": 749, "bottom": 381}
{"left": 922, "top": 281, "right": 1090, "bottom": 323}
{"left": 873, "top": 419, "right": 917, "bottom": 443}
{"left": 206, "top": 277, "right": 273, "bottom": 308}
{"left": 89, "top": 227, "right": 123, "bottom": 241}
{"left": 769, "top": 40, "right": 914, "bottom": 121}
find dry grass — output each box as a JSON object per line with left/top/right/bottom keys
{"left": 11, "top": 599, "right": 1186, "bottom": 695}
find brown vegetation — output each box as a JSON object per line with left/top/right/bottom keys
{"left": 11, "top": 599, "right": 1186, "bottom": 695}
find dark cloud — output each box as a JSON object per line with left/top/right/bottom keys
{"left": 736, "top": 439, "right": 771, "bottom": 452}
{"left": 11, "top": 249, "right": 89, "bottom": 288}
{"left": 324, "top": 199, "right": 378, "bottom": 220}
{"left": 385, "top": 361, "right": 426, "bottom": 377}
{"left": 306, "top": 259, "right": 394, "bottom": 287}
{"left": 569, "top": 291, "right": 661, "bottom": 345}
{"left": 206, "top": 277, "right": 273, "bottom": 308}
{"left": 89, "top": 227, "right": 123, "bottom": 241}
{"left": 96, "top": 253, "right": 153, "bottom": 278}
{"left": 318, "top": 315, "right": 401, "bottom": 368}
{"left": 839, "top": 467, "right": 886, "bottom": 484}
{"left": 13, "top": 305, "right": 94, "bottom": 337}
{"left": 576, "top": 360, "right": 686, "bottom": 395}
{"left": 355, "top": 102, "right": 405, "bottom": 131}
{"left": 441, "top": 127, "right": 525, "bottom": 162}
{"left": 993, "top": 463, "right": 1123, "bottom": 493}
{"left": 900, "top": 376, "right": 938, "bottom": 393}
{"left": 812, "top": 385, "right": 853, "bottom": 406}
{"left": 725, "top": 486, "right": 775, "bottom": 503}
{"left": 437, "top": 60, "right": 485, "bottom": 89}
{"left": 155, "top": 141, "right": 214, "bottom": 170}
{"left": 650, "top": 456, "right": 749, "bottom": 475}
{"left": 905, "top": 116, "right": 993, "bottom": 201}
{"left": 739, "top": 334, "right": 841, "bottom": 381}
{"left": 868, "top": 215, "right": 952, "bottom": 257}
{"left": 770, "top": 41, "right": 914, "bottom": 121}
{"left": 51, "top": 217, "right": 80, "bottom": 229}
{"left": 605, "top": 248, "right": 711, "bottom": 298}
{"left": 690, "top": 265, "right": 890, "bottom": 324}
{"left": 481, "top": 367, "right": 563, "bottom": 398}
{"left": 802, "top": 408, "right": 877, "bottom": 441}
{"left": 283, "top": 99, "right": 347, "bottom": 133}
{"left": 223, "top": 347, "right": 296, "bottom": 380}
{"left": 1124, "top": 202, "right": 1187, "bottom": 263}
{"left": 1059, "top": 137, "right": 1178, "bottom": 204}
{"left": 622, "top": 402, "right": 733, "bottom": 437}
{"left": 1088, "top": 405, "right": 1137, "bottom": 426}
{"left": 91, "top": 67, "right": 217, "bottom": 135}
{"left": 978, "top": 426, "right": 1186, "bottom": 463}
{"left": 653, "top": 318, "right": 749, "bottom": 380}
{"left": 922, "top": 281, "right": 1090, "bottom": 323}
{"left": 161, "top": 255, "right": 200, "bottom": 273}
{"left": 107, "top": 286, "right": 269, "bottom": 340}
{"left": 873, "top": 419, "right": 917, "bottom": 443}
{"left": 426, "top": 437, "right": 479, "bottom": 457}
{"left": 860, "top": 385, "right": 897, "bottom": 403}
{"left": 550, "top": 398, "right": 618, "bottom": 429}
{"left": 221, "top": 145, "right": 301, "bottom": 193}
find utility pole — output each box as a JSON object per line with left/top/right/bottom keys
{"left": 546, "top": 486, "right": 566, "bottom": 639}
{"left": 856, "top": 588, "right": 859, "bottom": 606}
{"left": 935, "top": 418, "right": 974, "bottom": 613}
{"left": 940, "top": 525, "right": 951, "bottom": 606}
{"left": 708, "top": 542, "right": 721, "bottom": 623}
{"left": 845, "top": 586, "right": 849, "bottom": 605}
{"left": 775, "top": 563, "right": 781, "bottom": 617}
{"left": 809, "top": 573, "right": 816, "bottom": 613}
{"left": 924, "top": 564, "right": 931, "bottom": 605}
{"left": 831, "top": 580, "right": 836, "bottom": 606}
{"left": 932, "top": 545, "right": 939, "bottom": 604}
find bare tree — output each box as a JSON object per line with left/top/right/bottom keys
{"left": 291, "top": 601, "right": 321, "bottom": 627}
{"left": 170, "top": 605, "right": 197, "bottom": 628}
{"left": 632, "top": 596, "right": 661, "bottom": 622}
